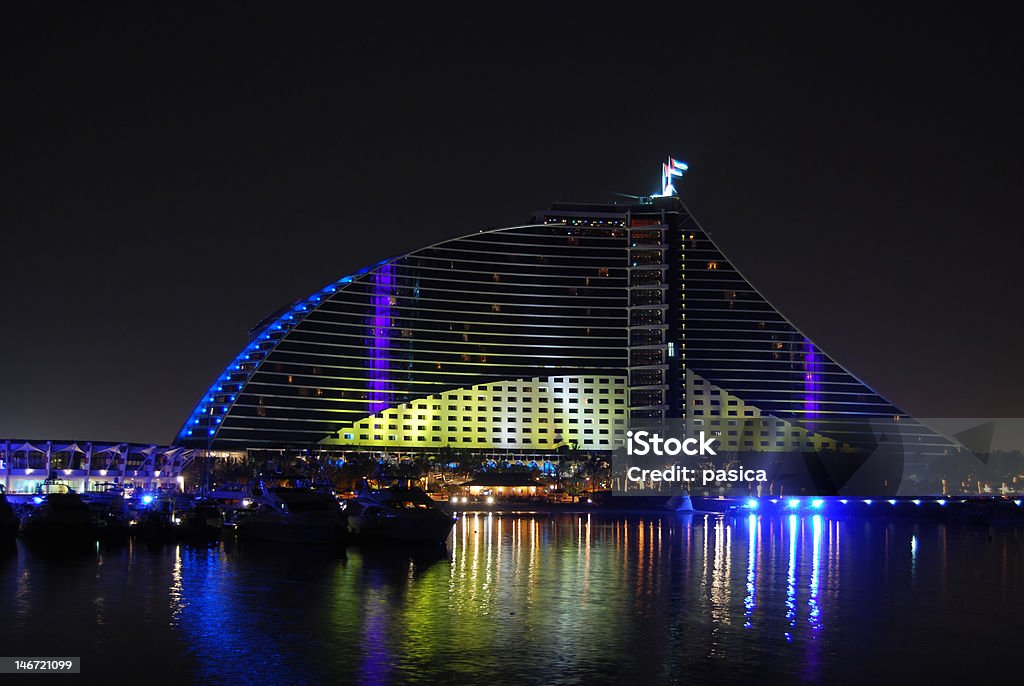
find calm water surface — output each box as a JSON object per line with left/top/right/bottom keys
{"left": 2, "top": 512, "right": 1023, "bottom": 684}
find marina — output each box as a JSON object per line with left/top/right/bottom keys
{"left": 4, "top": 471, "right": 1024, "bottom": 549}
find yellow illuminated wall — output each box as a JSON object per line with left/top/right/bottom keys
{"left": 685, "top": 370, "right": 853, "bottom": 452}
{"left": 322, "top": 376, "right": 628, "bottom": 450}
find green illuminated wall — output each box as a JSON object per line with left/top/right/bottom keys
{"left": 321, "top": 375, "right": 628, "bottom": 450}
{"left": 686, "top": 370, "right": 852, "bottom": 453}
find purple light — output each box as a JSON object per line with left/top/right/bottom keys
{"left": 367, "top": 263, "right": 395, "bottom": 413}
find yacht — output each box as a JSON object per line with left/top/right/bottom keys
{"left": 345, "top": 480, "right": 456, "bottom": 544}
{"left": 205, "top": 483, "right": 249, "bottom": 512}
{"left": 134, "top": 495, "right": 223, "bottom": 542}
{"left": 235, "top": 481, "right": 347, "bottom": 544}
{"left": 176, "top": 501, "right": 225, "bottom": 540}
{"left": 0, "top": 486, "right": 18, "bottom": 540}
{"left": 20, "top": 487, "right": 96, "bottom": 542}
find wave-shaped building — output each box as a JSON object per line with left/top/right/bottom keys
{"left": 177, "top": 161, "right": 958, "bottom": 494}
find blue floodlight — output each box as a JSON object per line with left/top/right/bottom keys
{"left": 810, "top": 499, "right": 824, "bottom": 509}
{"left": 746, "top": 498, "right": 758, "bottom": 510}
{"left": 787, "top": 498, "right": 800, "bottom": 509}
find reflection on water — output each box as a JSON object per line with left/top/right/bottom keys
{"left": 2, "top": 513, "right": 1024, "bottom": 684}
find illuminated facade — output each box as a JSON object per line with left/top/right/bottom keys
{"left": 0, "top": 440, "right": 196, "bottom": 494}
{"left": 178, "top": 164, "right": 953, "bottom": 492}
{"left": 179, "top": 218, "right": 634, "bottom": 450}
{"left": 330, "top": 376, "right": 628, "bottom": 450}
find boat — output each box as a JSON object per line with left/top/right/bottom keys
{"left": 345, "top": 479, "right": 456, "bottom": 544}
{"left": 586, "top": 489, "right": 679, "bottom": 510}
{"left": 82, "top": 485, "right": 132, "bottom": 539}
{"left": 235, "top": 481, "right": 347, "bottom": 544}
{"left": 176, "top": 501, "right": 225, "bottom": 541}
{"left": 0, "top": 485, "right": 18, "bottom": 540}
{"left": 205, "top": 483, "right": 249, "bottom": 512}
{"left": 665, "top": 493, "right": 694, "bottom": 512}
{"left": 20, "top": 483, "right": 96, "bottom": 542}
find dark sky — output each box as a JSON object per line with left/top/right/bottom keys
{"left": 2, "top": 5, "right": 1022, "bottom": 444}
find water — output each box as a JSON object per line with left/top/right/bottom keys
{"left": 2, "top": 512, "right": 1023, "bottom": 684}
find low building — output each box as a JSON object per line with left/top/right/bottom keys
{"left": 0, "top": 440, "right": 197, "bottom": 494}
{"left": 460, "top": 473, "right": 546, "bottom": 498}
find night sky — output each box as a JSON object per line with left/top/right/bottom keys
{"left": 2, "top": 5, "right": 1021, "bottom": 444}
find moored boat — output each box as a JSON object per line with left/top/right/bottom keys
{"left": 235, "top": 483, "right": 347, "bottom": 544}
{"left": 20, "top": 491, "right": 96, "bottom": 542}
{"left": 206, "top": 483, "right": 249, "bottom": 513}
{"left": 345, "top": 480, "right": 456, "bottom": 544}
{"left": 0, "top": 486, "right": 18, "bottom": 540}
{"left": 82, "top": 485, "right": 132, "bottom": 540}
